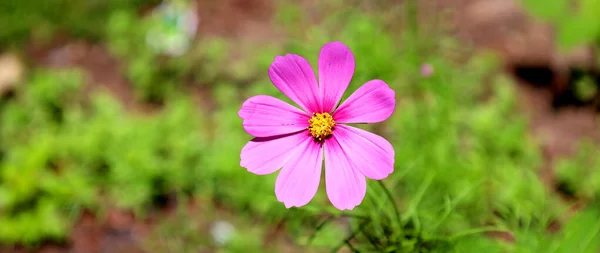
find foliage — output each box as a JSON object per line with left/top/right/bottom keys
{"left": 521, "top": 0, "right": 600, "bottom": 49}
{"left": 0, "top": 0, "right": 159, "bottom": 48}
{"left": 555, "top": 142, "right": 600, "bottom": 200}
{"left": 0, "top": 70, "right": 92, "bottom": 244}
{"left": 0, "top": 69, "right": 208, "bottom": 243}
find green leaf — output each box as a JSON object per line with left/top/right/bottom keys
{"left": 521, "top": 0, "right": 567, "bottom": 21}
{"left": 556, "top": 0, "right": 600, "bottom": 48}
{"left": 552, "top": 207, "right": 600, "bottom": 253}
{"left": 557, "top": 16, "right": 596, "bottom": 48}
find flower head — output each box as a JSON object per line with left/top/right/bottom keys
{"left": 239, "top": 41, "right": 396, "bottom": 210}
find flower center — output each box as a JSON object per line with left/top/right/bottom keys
{"left": 308, "top": 112, "right": 335, "bottom": 141}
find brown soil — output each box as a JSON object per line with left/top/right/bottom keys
{"left": 454, "top": 0, "right": 600, "bottom": 193}
{"left": 1, "top": 209, "right": 154, "bottom": 253}
{"left": 195, "top": 0, "right": 276, "bottom": 38}
{"left": 514, "top": 82, "right": 600, "bottom": 184}
{"left": 26, "top": 39, "right": 159, "bottom": 114}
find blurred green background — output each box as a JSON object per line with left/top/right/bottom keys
{"left": 1, "top": 0, "right": 600, "bottom": 252}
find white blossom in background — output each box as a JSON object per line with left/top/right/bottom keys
{"left": 210, "top": 220, "right": 236, "bottom": 246}
{"left": 145, "top": 0, "right": 199, "bottom": 57}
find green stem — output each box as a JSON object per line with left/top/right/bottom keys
{"left": 447, "top": 227, "right": 510, "bottom": 241}
{"left": 344, "top": 240, "right": 360, "bottom": 253}
{"left": 330, "top": 221, "right": 368, "bottom": 253}
{"left": 307, "top": 216, "right": 334, "bottom": 245}
{"left": 306, "top": 212, "right": 369, "bottom": 245}
{"left": 378, "top": 180, "right": 402, "bottom": 228}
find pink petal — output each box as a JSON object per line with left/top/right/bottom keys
{"left": 269, "top": 54, "right": 321, "bottom": 113}
{"left": 240, "top": 131, "right": 310, "bottom": 175}
{"left": 333, "top": 80, "right": 395, "bottom": 124}
{"left": 324, "top": 136, "right": 367, "bottom": 210}
{"left": 318, "top": 41, "right": 355, "bottom": 112}
{"left": 239, "top": 95, "right": 310, "bottom": 137}
{"left": 275, "top": 137, "right": 323, "bottom": 208}
{"left": 333, "top": 125, "right": 394, "bottom": 180}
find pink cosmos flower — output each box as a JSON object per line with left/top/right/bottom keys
{"left": 238, "top": 41, "right": 396, "bottom": 210}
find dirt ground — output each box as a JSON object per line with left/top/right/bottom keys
{"left": 454, "top": 0, "right": 600, "bottom": 191}
{"left": 2, "top": 0, "right": 599, "bottom": 252}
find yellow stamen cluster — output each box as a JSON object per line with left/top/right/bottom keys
{"left": 308, "top": 112, "right": 335, "bottom": 141}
